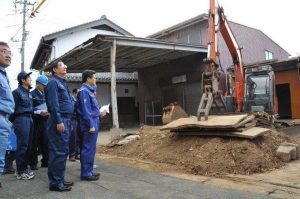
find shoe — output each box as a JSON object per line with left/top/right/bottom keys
{"left": 49, "top": 185, "right": 72, "bottom": 192}
{"left": 93, "top": 164, "right": 98, "bottom": 169}
{"left": 63, "top": 181, "right": 74, "bottom": 186}
{"left": 75, "top": 156, "right": 80, "bottom": 160}
{"left": 69, "top": 157, "right": 76, "bottom": 162}
{"left": 30, "top": 165, "right": 39, "bottom": 170}
{"left": 16, "top": 172, "right": 35, "bottom": 180}
{"left": 26, "top": 169, "right": 35, "bottom": 176}
{"left": 93, "top": 172, "right": 100, "bottom": 177}
{"left": 81, "top": 175, "right": 99, "bottom": 181}
{"left": 3, "top": 168, "right": 15, "bottom": 174}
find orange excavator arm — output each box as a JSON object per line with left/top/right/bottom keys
{"left": 197, "top": 0, "right": 244, "bottom": 120}
{"left": 217, "top": 5, "right": 244, "bottom": 112}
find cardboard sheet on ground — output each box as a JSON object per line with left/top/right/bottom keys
{"left": 160, "top": 114, "right": 250, "bottom": 130}
{"left": 100, "top": 104, "right": 110, "bottom": 114}
{"left": 174, "top": 127, "right": 270, "bottom": 139}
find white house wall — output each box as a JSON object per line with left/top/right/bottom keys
{"left": 67, "top": 82, "right": 137, "bottom": 107}
{"left": 50, "top": 29, "right": 121, "bottom": 61}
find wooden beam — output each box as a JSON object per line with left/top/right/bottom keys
{"left": 110, "top": 39, "right": 119, "bottom": 128}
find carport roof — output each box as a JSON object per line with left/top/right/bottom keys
{"left": 37, "top": 34, "right": 207, "bottom": 73}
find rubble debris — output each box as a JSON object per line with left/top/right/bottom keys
{"left": 276, "top": 145, "right": 296, "bottom": 162}
{"left": 99, "top": 125, "right": 298, "bottom": 177}
{"left": 276, "top": 142, "right": 300, "bottom": 162}
{"left": 281, "top": 142, "right": 300, "bottom": 158}
{"left": 107, "top": 134, "right": 140, "bottom": 148}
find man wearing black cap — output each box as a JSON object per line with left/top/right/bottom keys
{"left": 12, "top": 71, "right": 35, "bottom": 180}
{"left": 45, "top": 61, "right": 74, "bottom": 192}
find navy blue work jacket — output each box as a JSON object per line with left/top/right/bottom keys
{"left": 45, "top": 75, "right": 73, "bottom": 124}
{"left": 12, "top": 85, "right": 33, "bottom": 115}
{"left": 77, "top": 83, "right": 100, "bottom": 128}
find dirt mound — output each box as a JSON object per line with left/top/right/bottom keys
{"left": 99, "top": 125, "right": 297, "bottom": 177}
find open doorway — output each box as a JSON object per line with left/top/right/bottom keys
{"left": 276, "top": 83, "right": 292, "bottom": 118}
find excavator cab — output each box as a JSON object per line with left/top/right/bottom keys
{"left": 244, "top": 65, "right": 276, "bottom": 114}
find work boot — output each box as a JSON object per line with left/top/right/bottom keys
{"left": 81, "top": 175, "right": 99, "bottom": 181}
{"left": 93, "top": 172, "right": 100, "bottom": 177}
{"left": 49, "top": 185, "right": 72, "bottom": 192}
{"left": 63, "top": 180, "right": 74, "bottom": 186}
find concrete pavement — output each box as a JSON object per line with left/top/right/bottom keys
{"left": 0, "top": 158, "right": 271, "bottom": 199}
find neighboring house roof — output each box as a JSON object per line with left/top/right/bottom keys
{"left": 148, "top": 13, "right": 290, "bottom": 67}
{"left": 220, "top": 21, "right": 290, "bottom": 65}
{"left": 65, "top": 72, "right": 138, "bottom": 83}
{"left": 30, "top": 15, "right": 133, "bottom": 70}
{"left": 148, "top": 14, "right": 208, "bottom": 38}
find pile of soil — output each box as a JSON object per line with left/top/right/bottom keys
{"left": 99, "top": 125, "right": 297, "bottom": 177}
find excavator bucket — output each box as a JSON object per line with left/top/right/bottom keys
{"left": 162, "top": 102, "right": 188, "bottom": 124}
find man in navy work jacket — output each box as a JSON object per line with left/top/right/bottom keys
{"left": 77, "top": 70, "right": 105, "bottom": 181}
{"left": 29, "top": 75, "right": 49, "bottom": 170}
{"left": 12, "top": 71, "right": 35, "bottom": 180}
{"left": 45, "top": 61, "right": 74, "bottom": 192}
{"left": 0, "top": 41, "right": 15, "bottom": 188}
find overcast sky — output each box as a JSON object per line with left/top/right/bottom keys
{"left": 0, "top": 0, "right": 299, "bottom": 88}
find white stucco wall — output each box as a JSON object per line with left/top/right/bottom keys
{"left": 50, "top": 29, "right": 121, "bottom": 60}
{"left": 67, "top": 82, "right": 137, "bottom": 107}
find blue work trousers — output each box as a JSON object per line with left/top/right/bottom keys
{"left": 80, "top": 117, "right": 99, "bottom": 177}
{"left": 29, "top": 117, "right": 48, "bottom": 166}
{"left": 47, "top": 115, "right": 71, "bottom": 188}
{"left": 14, "top": 116, "right": 33, "bottom": 174}
{"left": 0, "top": 115, "right": 11, "bottom": 175}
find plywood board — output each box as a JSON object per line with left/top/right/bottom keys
{"left": 160, "top": 114, "right": 249, "bottom": 130}
{"left": 174, "top": 127, "right": 270, "bottom": 139}
{"left": 236, "top": 115, "right": 255, "bottom": 127}
{"left": 172, "top": 121, "right": 257, "bottom": 133}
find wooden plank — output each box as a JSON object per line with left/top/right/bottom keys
{"left": 174, "top": 127, "right": 270, "bottom": 139}
{"left": 236, "top": 115, "right": 255, "bottom": 127}
{"left": 173, "top": 121, "right": 257, "bottom": 133}
{"left": 235, "top": 122, "right": 257, "bottom": 132}
{"left": 160, "top": 114, "right": 249, "bottom": 130}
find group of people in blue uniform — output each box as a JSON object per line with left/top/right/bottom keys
{"left": 0, "top": 41, "right": 105, "bottom": 192}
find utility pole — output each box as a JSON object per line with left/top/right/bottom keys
{"left": 15, "top": 0, "right": 35, "bottom": 71}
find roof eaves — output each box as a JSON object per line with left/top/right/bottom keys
{"left": 43, "top": 15, "right": 133, "bottom": 41}
{"left": 147, "top": 13, "right": 208, "bottom": 38}
{"left": 30, "top": 37, "right": 54, "bottom": 70}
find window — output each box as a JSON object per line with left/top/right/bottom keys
{"left": 144, "top": 101, "right": 162, "bottom": 125}
{"left": 265, "top": 50, "right": 273, "bottom": 60}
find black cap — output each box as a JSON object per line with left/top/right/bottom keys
{"left": 17, "top": 71, "right": 32, "bottom": 83}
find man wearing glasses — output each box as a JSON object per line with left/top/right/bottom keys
{"left": 0, "top": 42, "right": 15, "bottom": 188}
